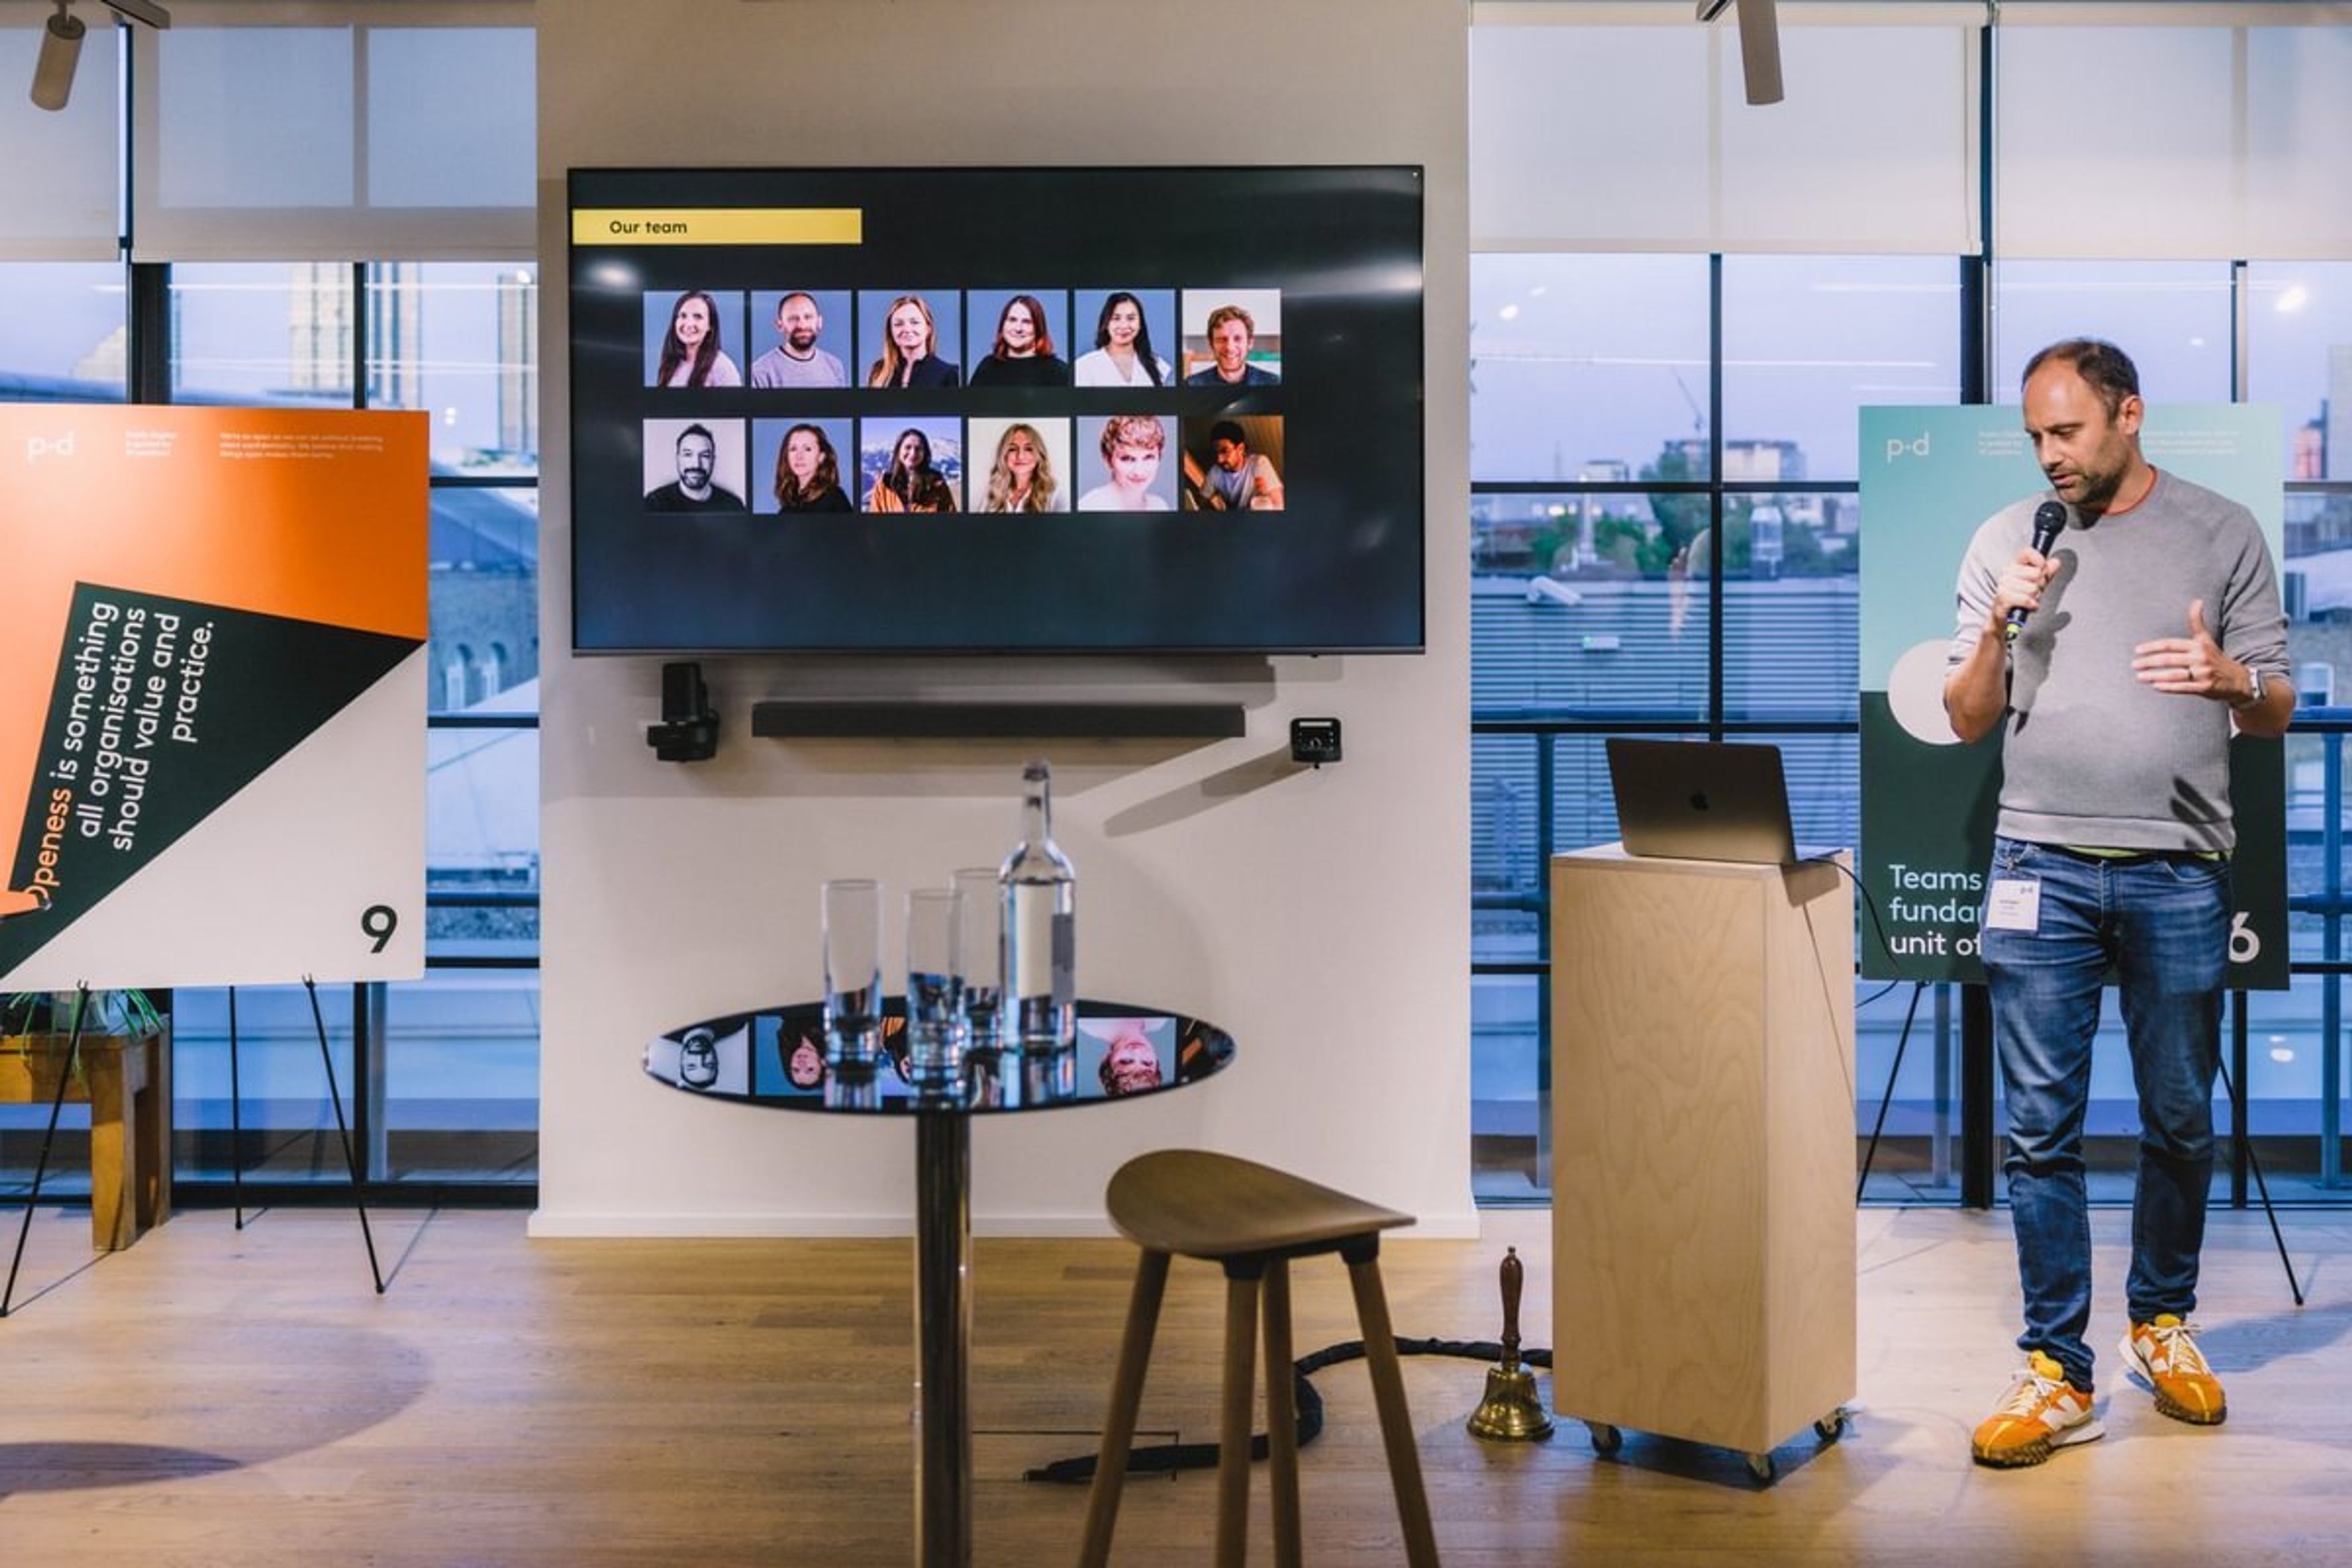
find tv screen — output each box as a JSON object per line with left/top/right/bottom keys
{"left": 566, "top": 166, "right": 1425, "bottom": 654}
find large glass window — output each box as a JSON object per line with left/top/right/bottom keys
{"left": 141, "top": 259, "right": 543, "bottom": 1195}
{"left": 1718, "top": 488, "right": 1860, "bottom": 726}
{"left": 364, "top": 262, "right": 541, "bottom": 473}
{"left": 161, "top": 256, "right": 542, "bottom": 1191}
{"left": 1471, "top": 253, "right": 1711, "bottom": 485}
{"left": 0, "top": 263, "right": 128, "bottom": 401}
{"left": 2262, "top": 257, "right": 2352, "bottom": 1188}
{"left": 1471, "top": 254, "right": 1936, "bottom": 1200}
{"left": 1991, "top": 260, "right": 2234, "bottom": 406}
{"left": 1722, "top": 256, "right": 1960, "bottom": 482}
{"left": 170, "top": 262, "right": 358, "bottom": 407}
{"left": 1, "top": 13, "right": 540, "bottom": 1209}
{"left": 1472, "top": 241, "right": 2352, "bottom": 1204}
{"left": 379, "top": 973, "right": 538, "bottom": 1184}
{"left": 1855, "top": 980, "right": 1967, "bottom": 1204}
{"left": 2247, "top": 261, "right": 2352, "bottom": 484}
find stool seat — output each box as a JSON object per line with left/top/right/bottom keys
{"left": 1079, "top": 1149, "right": 1441, "bottom": 1567}
{"left": 1107, "top": 1149, "right": 1415, "bottom": 1262}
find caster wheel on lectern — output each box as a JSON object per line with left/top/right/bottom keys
{"left": 1586, "top": 1422, "right": 1624, "bottom": 1455}
{"left": 1813, "top": 1410, "right": 1850, "bottom": 1442}
{"left": 1745, "top": 1452, "right": 1776, "bottom": 1483}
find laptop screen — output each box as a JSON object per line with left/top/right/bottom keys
{"left": 1604, "top": 738, "right": 1804, "bottom": 866}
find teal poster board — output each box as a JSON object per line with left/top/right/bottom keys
{"left": 1856, "top": 404, "right": 2288, "bottom": 989}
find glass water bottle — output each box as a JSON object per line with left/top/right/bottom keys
{"left": 999, "top": 760, "right": 1076, "bottom": 1089}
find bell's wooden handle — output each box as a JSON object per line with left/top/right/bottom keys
{"left": 1500, "top": 1246, "right": 1524, "bottom": 1354}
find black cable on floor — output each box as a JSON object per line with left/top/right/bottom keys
{"left": 1025, "top": 1337, "right": 1551, "bottom": 1483}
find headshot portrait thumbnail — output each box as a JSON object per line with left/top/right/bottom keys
{"left": 1077, "top": 1016, "right": 1175, "bottom": 1098}
{"left": 861, "top": 417, "right": 963, "bottom": 513}
{"left": 1180, "top": 288, "right": 1282, "bottom": 387}
{"left": 650, "top": 1019, "right": 753, "bottom": 1096}
{"left": 1076, "top": 413, "right": 1175, "bottom": 513}
{"left": 748, "top": 289, "right": 853, "bottom": 388}
{"left": 969, "top": 417, "right": 1072, "bottom": 513}
{"left": 755, "top": 1016, "right": 829, "bottom": 1097}
{"left": 641, "top": 417, "right": 748, "bottom": 513}
{"left": 1181, "top": 415, "right": 1285, "bottom": 511}
{"left": 644, "top": 289, "right": 746, "bottom": 388}
{"left": 859, "top": 290, "right": 963, "bottom": 389}
{"left": 1072, "top": 288, "right": 1177, "bottom": 389}
{"left": 967, "top": 290, "right": 1072, "bottom": 388}
{"left": 754, "top": 417, "right": 857, "bottom": 514}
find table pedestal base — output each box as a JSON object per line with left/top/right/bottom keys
{"left": 914, "top": 1112, "right": 971, "bottom": 1567}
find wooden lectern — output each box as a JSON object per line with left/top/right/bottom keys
{"left": 1549, "top": 845, "right": 1855, "bottom": 1478}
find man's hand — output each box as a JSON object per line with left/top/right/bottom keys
{"left": 1988, "top": 544, "right": 2060, "bottom": 636}
{"left": 2132, "top": 599, "right": 2248, "bottom": 703}
{"left": 1945, "top": 540, "right": 2062, "bottom": 744}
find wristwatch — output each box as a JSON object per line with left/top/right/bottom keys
{"left": 2233, "top": 665, "right": 2266, "bottom": 710}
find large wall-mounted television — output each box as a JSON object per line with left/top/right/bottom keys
{"left": 566, "top": 165, "right": 1425, "bottom": 655}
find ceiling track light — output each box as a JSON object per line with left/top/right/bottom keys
{"left": 31, "top": 1, "right": 84, "bottom": 112}
{"left": 102, "top": 0, "right": 171, "bottom": 26}
{"left": 29, "top": 0, "right": 171, "bottom": 115}
{"left": 1697, "top": 0, "right": 1784, "bottom": 108}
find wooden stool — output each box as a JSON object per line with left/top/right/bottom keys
{"left": 1077, "top": 1150, "right": 1440, "bottom": 1568}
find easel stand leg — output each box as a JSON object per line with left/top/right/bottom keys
{"left": 2216, "top": 1052, "right": 2302, "bottom": 1307}
{"left": 228, "top": 985, "right": 248, "bottom": 1229}
{"left": 302, "top": 976, "right": 385, "bottom": 1294}
{"left": 1856, "top": 981, "right": 1928, "bottom": 1202}
{"left": 4, "top": 984, "right": 90, "bottom": 1317}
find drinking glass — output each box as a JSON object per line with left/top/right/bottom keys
{"left": 821, "top": 878, "right": 882, "bottom": 1070}
{"left": 951, "top": 867, "right": 1004, "bottom": 1055}
{"left": 905, "top": 886, "right": 965, "bottom": 1095}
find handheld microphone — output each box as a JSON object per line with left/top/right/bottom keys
{"left": 2003, "top": 500, "right": 2070, "bottom": 643}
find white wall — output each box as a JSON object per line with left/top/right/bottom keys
{"left": 532, "top": 0, "right": 1473, "bottom": 1237}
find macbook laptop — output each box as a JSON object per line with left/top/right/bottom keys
{"left": 1604, "top": 738, "right": 1838, "bottom": 867}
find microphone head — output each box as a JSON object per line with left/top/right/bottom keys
{"left": 2031, "top": 499, "right": 2068, "bottom": 549}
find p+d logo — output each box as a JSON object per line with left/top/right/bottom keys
{"left": 1883, "top": 431, "right": 1931, "bottom": 464}
{"left": 25, "top": 429, "right": 78, "bottom": 462}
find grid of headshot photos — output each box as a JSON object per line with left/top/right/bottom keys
{"left": 634, "top": 285, "right": 1289, "bottom": 517}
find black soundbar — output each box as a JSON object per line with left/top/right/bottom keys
{"left": 750, "top": 701, "right": 1246, "bottom": 740}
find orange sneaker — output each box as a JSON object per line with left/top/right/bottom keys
{"left": 1971, "top": 1351, "right": 2103, "bottom": 1468}
{"left": 2120, "top": 1315, "right": 2226, "bottom": 1425}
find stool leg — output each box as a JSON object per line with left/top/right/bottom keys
{"left": 1346, "top": 1247, "right": 1440, "bottom": 1568}
{"left": 1079, "top": 1247, "right": 1170, "bottom": 1568}
{"left": 1217, "top": 1261, "right": 1263, "bottom": 1568}
{"left": 1263, "top": 1258, "right": 1302, "bottom": 1568}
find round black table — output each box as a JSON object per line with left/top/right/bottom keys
{"left": 644, "top": 1000, "right": 1234, "bottom": 1568}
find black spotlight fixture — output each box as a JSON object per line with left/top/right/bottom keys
{"left": 31, "top": 1, "right": 83, "bottom": 111}
{"left": 1697, "top": 0, "right": 1783, "bottom": 107}
{"left": 30, "top": 0, "right": 173, "bottom": 115}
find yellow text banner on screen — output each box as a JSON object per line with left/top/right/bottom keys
{"left": 571, "top": 209, "right": 863, "bottom": 246}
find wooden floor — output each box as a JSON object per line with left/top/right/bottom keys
{"left": 3, "top": 1201, "right": 2350, "bottom": 1566}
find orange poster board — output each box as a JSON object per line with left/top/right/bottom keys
{"left": 1, "top": 405, "right": 428, "bottom": 989}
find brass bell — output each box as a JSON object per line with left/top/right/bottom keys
{"left": 1466, "top": 1245, "right": 1553, "bottom": 1441}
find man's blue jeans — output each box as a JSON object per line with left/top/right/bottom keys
{"left": 1979, "top": 835, "right": 2228, "bottom": 1393}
